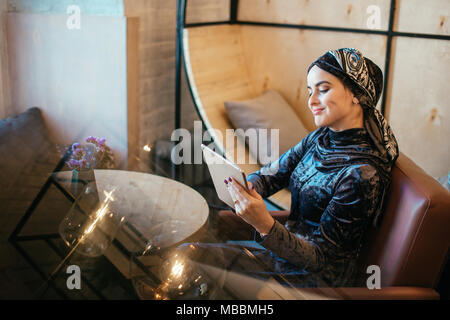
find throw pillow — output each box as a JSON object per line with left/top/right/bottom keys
{"left": 0, "top": 107, "right": 63, "bottom": 234}
{"left": 225, "top": 90, "right": 308, "bottom": 165}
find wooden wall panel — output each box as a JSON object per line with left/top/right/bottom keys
{"left": 0, "top": 0, "right": 11, "bottom": 119}
{"left": 238, "top": 0, "right": 390, "bottom": 30}
{"left": 127, "top": 17, "right": 140, "bottom": 171}
{"left": 239, "top": 26, "right": 387, "bottom": 131}
{"left": 396, "top": 0, "right": 449, "bottom": 35}
{"left": 186, "top": 0, "right": 230, "bottom": 24}
{"left": 388, "top": 37, "right": 450, "bottom": 179}
{"left": 185, "top": 25, "right": 254, "bottom": 161}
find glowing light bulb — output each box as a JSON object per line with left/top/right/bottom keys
{"left": 170, "top": 260, "right": 184, "bottom": 279}
{"left": 143, "top": 145, "right": 151, "bottom": 152}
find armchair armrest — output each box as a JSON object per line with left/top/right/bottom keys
{"left": 298, "top": 286, "right": 440, "bottom": 300}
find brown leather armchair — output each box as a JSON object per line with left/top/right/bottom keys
{"left": 351, "top": 152, "right": 450, "bottom": 299}
{"left": 217, "top": 153, "right": 450, "bottom": 299}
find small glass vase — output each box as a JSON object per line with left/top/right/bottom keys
{"left": 70, "top": 168, "right": 96, "bottom": 198}
{"left": 59, "top": 181, "right": 124, "bottom": 257}
{"left": 68, "top": 143, "right": 97, "bottom": 197}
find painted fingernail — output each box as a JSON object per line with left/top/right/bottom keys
{"left": 249, "top": 185, "right": 254, "bottom": 190}
{"left": 224, "top": 179, "right": 228, "bottom": 184}
{"left": 228, "top": 177, "right": 232, "bottom": 182}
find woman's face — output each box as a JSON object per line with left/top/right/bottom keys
{"left": 307, "top": 65, "right": 362, "bottom": 131}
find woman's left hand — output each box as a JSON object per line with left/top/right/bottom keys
{"left": 226, "top": 177, "right": 275, "bottom": 236}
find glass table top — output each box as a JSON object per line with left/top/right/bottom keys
{"left": 3, "top": 142, "right": 331, "bottom": 301}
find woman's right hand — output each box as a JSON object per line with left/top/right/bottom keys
{"left": 226, "top": 178, "right": 275, "bottom": 236}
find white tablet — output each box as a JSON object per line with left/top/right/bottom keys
{"left": 201, "top": 144, "right": 249, "bottom": 209}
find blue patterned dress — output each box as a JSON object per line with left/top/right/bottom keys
{"left": 246, "top": 126, "right": 385, "bottom": 287}
{"left": 179, "top": 126, "right": 388, "bottom": 288}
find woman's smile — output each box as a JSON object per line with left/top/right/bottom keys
{"left": 312, "top": 107, "right": 325, "bottom": 116}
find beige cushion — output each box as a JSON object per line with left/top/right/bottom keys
{"left": 225, "top": 90, "right": 308, "bottom": 165}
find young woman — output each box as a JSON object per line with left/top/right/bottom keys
{"left": 177, "top": 48, "right": 399, "bottom": 290}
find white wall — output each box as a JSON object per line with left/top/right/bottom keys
{"left": 6, "top": 12, "right": 129, "bottom": 168}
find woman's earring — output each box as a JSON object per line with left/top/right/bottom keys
{"left": 353, "top": 98, "right": 359, "bottom": 104}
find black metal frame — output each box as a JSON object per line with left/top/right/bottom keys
{"left": 175, "top": 0, "right": 450, "bottom": 127}
{"left": 8, "top": 149, "right": 74, "bottom": 299}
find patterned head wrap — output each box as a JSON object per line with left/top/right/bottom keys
{"left": 307, "top": 48, "right": 399, "bottom": 167}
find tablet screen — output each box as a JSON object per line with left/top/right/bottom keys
{"left": 201, "top": 144, "right": 248, "bottom": 209}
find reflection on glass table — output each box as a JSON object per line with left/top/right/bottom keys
{"left": 50, "top": 169, "right": 211, "bottom": 297}
{"left": 8, "top": 163, "right": 214, "bottom": 299}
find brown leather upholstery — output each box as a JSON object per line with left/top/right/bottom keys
{"left": 357, "top": 153, "right": 450, "bottom": 289}
{"left": 296, "top": 286, "right": 440, "bottom": 300}
{"left": 218, "top": 152, "right": 450, "bottom": 299}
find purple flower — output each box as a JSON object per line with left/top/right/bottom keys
{"left": 67, "top": 159, "right": 80, "bottom": 169}
{"left": 85, "top": 136, "right": 106, "bottom": 150}
{"left": 98, "top": 138, "right": 106, "bottom": 146}
{"left": 66, "top": 136, "right": 112, "bottom": 170}
{"left": 71, "top": 145, "right": 85, "bottom": 160}
{"left": 71, "top": 142, "right": 80, "bottom": 152}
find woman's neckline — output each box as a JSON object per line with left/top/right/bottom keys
{"left": 327, "top": 127, "right": 368, "bottom": 142}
